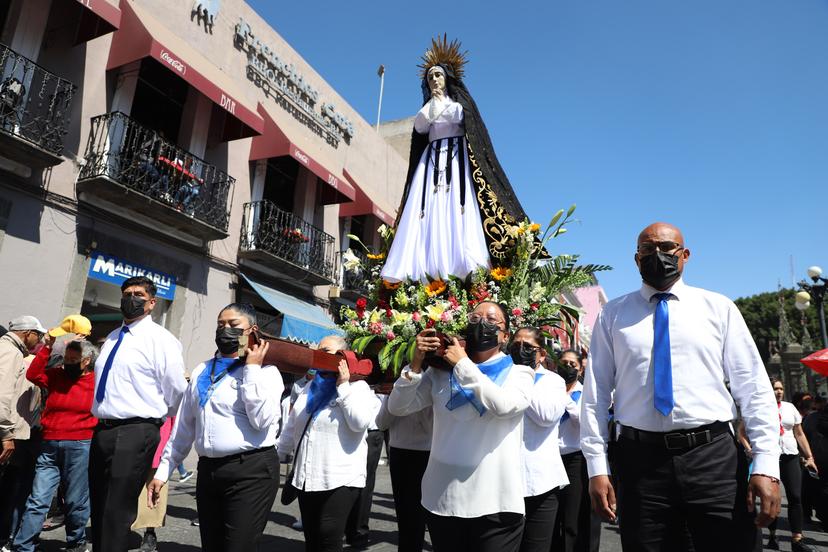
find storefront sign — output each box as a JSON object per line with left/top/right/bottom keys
{"left": 88, "top": 251, "right": 177, "bottom": 300}
{"left": 234, "top": 18, "right": 355, "bottom": 147}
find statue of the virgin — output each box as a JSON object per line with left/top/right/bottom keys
{"left": 381, "top": 36, "right": 534, "bottom": 283}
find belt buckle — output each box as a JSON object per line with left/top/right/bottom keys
{"left": 663, "top": 432, "right": 688, "bottom": 450}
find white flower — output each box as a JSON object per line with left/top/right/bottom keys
{"left": 342, "top": 249, "right": 361, "bottom": 272}
{"left": 529, "top": 281, "right": 546, "bottom": 302}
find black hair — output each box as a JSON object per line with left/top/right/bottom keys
{"left": 559, "top": 348, "right": 583, "bottom": 362}
{"left": 476, "top": 300, "right": 510, "bottom": 333}
{"left": 219, "top": 302, "right": 258, "bottom": 326}
{"left": 513, "top": 326, "right": 543, "bottom": 345}
{"left": 800, "top": 398, "right": 815, "bottom": 412}
{"left": 121, "top": 276, "right": 157, "bottom": 297}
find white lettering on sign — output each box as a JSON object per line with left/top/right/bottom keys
{"left": 91, "top": 255, "right": 174, "bottom": 292}
{"left": 220, "top": 93, "right": 237, "bottom": 115}
{"left": 160, "top": 50, "right": 186, "bottom": 76}
{"left": 293, "top": 148, "right": 309, "bottom": 166}
{"left": 327, "top": 174, "right": 339, "bottom": 189}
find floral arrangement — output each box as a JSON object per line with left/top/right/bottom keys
{"left": 339, "top": 206, "right": 610, "bottom": 375}
{"left": 282, "top": 227, "right": 309, "bottom": 243}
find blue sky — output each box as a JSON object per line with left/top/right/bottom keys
{"left": 248, "top": 0, "right": 826, "bottom": 301}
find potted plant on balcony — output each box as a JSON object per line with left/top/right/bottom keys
{"left": 339, "top": 206, "right": 611, "bottom": 377}
{"left": 281, "top": 227, "right": 310, "bottom": 263}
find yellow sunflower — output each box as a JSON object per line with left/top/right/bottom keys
{"left": 490, "top": 267, "right": 513, "bottom": 281}
{"left": 366, "top": 252, "right": 386, "bottom": 260}
{"left": 424, "top": 279, "right": 447, "bottom": 297}
{"left": 529, "top": 223, "right": 541, "bottom": 233}
{"left": 383, "top": 280, "right": 401, "bottom": 290}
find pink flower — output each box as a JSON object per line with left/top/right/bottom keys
{"left": 412, "top": 311, "right": 421, "bottom": 322}
{"left": 386, "top": 331, "right": 396, "bottom": 340}
{"left": 512, "top": 307, "right": 523, "bottom": 317}
{"left": 440, "top": 311, "right": 453, "bottom": 322}
{"left": 350, "top": 320, "right": 358, "bottom": 326}
{"left": 369, "top": 322, "right": 383, "bottom": 335}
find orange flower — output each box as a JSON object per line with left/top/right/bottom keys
{"left": 366, "top": 252, "right": 386, "bottom": 260}
{"left": 424, "top": 279, "right": 447, "bottom": 297}
{"left": 490, "top": 267, "right": 513, "bottom": 281}
{"left": 529, "top": 223, "right": 541, "bottom": 232}
{"left": 383, "top": 280, "right": 401, "bottom": 290}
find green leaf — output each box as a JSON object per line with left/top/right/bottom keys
{"left": 407, "top": 338, "right": 417, "bottom": 364}
{"left": 393, "top": 342, "right": 408, "bottom": 374}
{"left": 352, "top": 335, "right": 377, "bottom": 355}
{"left": 378, "top": 340, "right": 395, "bottom": 371}
{"left": 546, "top": 209, "right": 564, "bottom": 231}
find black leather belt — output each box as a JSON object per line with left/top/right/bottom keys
{"left": 200, "top": 446, "right": 275, "bottom": 464}
{"left": 619, "top": 421, "right": 730, "bottom": 451}
{"left": 97, "top": 417, "right": 163, "bottom": 429}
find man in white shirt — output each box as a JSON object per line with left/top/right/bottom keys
{"left": 149, "top": 302, "right": 283, "bottom": 552}
{"left": 581, "top": 222, "right": 781, "bottom": 551}
{"left": 388, "top": 301, "right": 534, "bottom": 552}
{"left": 89, "top": 276, "right": 187, "bottom": 552}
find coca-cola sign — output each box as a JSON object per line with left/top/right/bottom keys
{"left": 160, "top": 50, "right": 186, "bottom": 76}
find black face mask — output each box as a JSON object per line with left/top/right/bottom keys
{"left": 557, "top": 363, "right": 580, "bottom": 384}
{"left": 215, "top": 326, "right": 245, "bottom": 355}
{"left": 509, "top": 342, "right": 537, "bottom": 368}
{"left": 465, "top": 319, "right": 502, "bottom": 353}
{"left": 638, "top": 251, "right": 681, "bottom": 290}
{"left": 63, "top": 362, "right": 82, "bottom": 379}
{"left": 120, "top": 296, "right": 147, "bottom": 320}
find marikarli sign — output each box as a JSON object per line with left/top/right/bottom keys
{"left": 234, "top": 18, "right": 355, "bottom": 148}
{"left": 88, "top": 251, "right": 177, "bottom": 300}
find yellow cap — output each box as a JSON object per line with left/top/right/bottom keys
{"left": 49, "top": 314, "right": 92, "bottom": 337}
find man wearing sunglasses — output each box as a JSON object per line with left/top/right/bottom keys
{"left": 581, "top": 222, "right": 785, "bottom": 552}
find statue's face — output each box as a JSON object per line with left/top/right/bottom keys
{"left": 427, "top": 67, "right": 446, "bottom": 96}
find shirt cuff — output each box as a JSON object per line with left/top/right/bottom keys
{"left": 585, "top": 453, "right": 612, "bottom": 478}
{"left": 750, "top": 453, "right": 781, "bottom": 480}
{"left": 155, "top": 459, "right": 172, "bottom": 484}
{"left": 396, "top": 367, "right": 422, "bottom": 385}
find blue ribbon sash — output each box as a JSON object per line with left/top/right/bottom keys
{"left": 446, "top": 355, "right": 514, "bottom": 416}
{"left": 305, "top": 375, "right": 338, "bottom": 418}
{"left": 198, "top": 357, "right": 244, "bottom": 408}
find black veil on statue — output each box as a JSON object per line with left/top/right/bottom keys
{"left": 396, "top": 61, "right": 547, "bottom": 263}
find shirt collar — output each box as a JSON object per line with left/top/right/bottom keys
{"left": 639, "top": 277, "right": 687, "bottom": 302}
{"left": 122, "top": 314, "right": 154, "bottom": 335}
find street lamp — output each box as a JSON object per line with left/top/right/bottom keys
{"left": 795, "top": 265, "right": 828, "bottom": 349}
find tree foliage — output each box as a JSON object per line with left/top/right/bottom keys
{"left": 734, "top": 288, "right": 822, "bottom": 362}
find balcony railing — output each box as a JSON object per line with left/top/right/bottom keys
{"left": 240, "top": 200, "right": 337, "bottom": 285}
{"left": 0, "top": 42, "right": 75, "bottom": 164}
{"left": 340, "top": 248, "right": 369, "bottom": 298}
{"left": 77, "top": 112, "right": 234, "bottom": 238}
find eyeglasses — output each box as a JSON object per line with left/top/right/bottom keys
{"left": 637, "top": 241, "right": 683, "bottom": 255}
{"left": 512, "top": 342, "right": 541, "bottom": 353}
{"left": 467, "top": 313, "right": 504, "bottom": 326}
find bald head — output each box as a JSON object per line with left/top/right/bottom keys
{"left": 634, "top": 222, "right": 690, "bottom": 290}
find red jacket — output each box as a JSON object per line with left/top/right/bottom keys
{"left": 26, "top": 346, "right": 97, "bottom": 440}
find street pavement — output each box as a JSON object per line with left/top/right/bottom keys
{"left": 33, "top": 456, "right": 827, "bottom": 551}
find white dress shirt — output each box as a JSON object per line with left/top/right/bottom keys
{"left": 92, "top": 316, "right": 187, "bottom": 420}
{"left": 278, "top": 380, "right": 381, "bottom": 492}
{"left": 375, "top": 394, "right": 433, "bottom": 451}
{"left": 155, "top": 360, "right": 284, "bottom": 483}
{"left": 388, "top": 353, "right": 534, "bottom": 518}
{"left": 522, "top": 368, "right": 570, "bottom": 497}
{"left": 581, "top": 278, "right": 781, "bottom": 479}
{"left": 558, "top": 381, "right": 583, "bottom": 456}
{"left": 778, "top": 401, "right": 801, "bottom": 456}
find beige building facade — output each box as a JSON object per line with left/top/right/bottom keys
{"left": 0, "top": 0, "right": 407, "bottom": 368}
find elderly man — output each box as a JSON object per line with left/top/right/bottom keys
{"left": 581, "top": 222, "right": 783, "bottom": 552}
{"left": 388, "top": 301, "right": 534, "bottom": 552}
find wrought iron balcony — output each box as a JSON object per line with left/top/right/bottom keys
{"left": 77, "top": 112, "right": 234, "bottom": 240}
{"left": 240, "top": 200, "right": 337, "bottom": 286}
{"left": 340, "top": 248, "right": 370, "bottom": 300}
{"left": 0, "top": 43, "right": 75, "bottom": 168}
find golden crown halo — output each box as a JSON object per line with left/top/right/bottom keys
{"left": 418, "top": 34, "right": 468, "bottom": 80}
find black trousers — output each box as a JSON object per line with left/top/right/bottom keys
{"left": 89, "top": 422, "right": 160, "bottom": 551}
{"left": 196, "top": 447, "right": 280, "bottom": 552}
{"left": 427, "top": 511, "right": 524, "bottom": 552}
{"left": 519, "top": 488, "right": 559, "bottom": 552}
{"left": 615, "top": 430, "right": 756, "bottom": 552}
{"left": 345, "top": 429, "right": 384, "bottom": 541}
{"left": 769, "top": 453, "right": 804, "bottom": 535}
{"left": 299, "top": 486, "right": 361, "bottom": 552}
{"left": 553, "top": 451, "right": 601, "bottom": 552}
{"left": 389, "top": 447, "right": 430, "bottom": 552}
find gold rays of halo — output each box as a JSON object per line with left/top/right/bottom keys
{"left": 418, "top": 34, "right": 469, "bottom": 80}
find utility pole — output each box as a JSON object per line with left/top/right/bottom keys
{"left": 375, "top": 64, "right": 385, "bottom": 131}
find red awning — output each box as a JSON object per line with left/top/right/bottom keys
{"left": 75, "top": 0, "right": 121, "bottom": 31}
{"left": 251, "top": 103, "right": 355, "bottom": 204}
{"left": 338, "top": 169, "right": 395, "bottom": 226}
{"left": 107, "top": 1, "right": 263, "bottom": 139}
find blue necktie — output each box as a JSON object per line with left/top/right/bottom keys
{"left": 96, "top": 325, "right": 129, "bottom": 403}
{"left": 561, "top": 390, "right": 582, "bottom": 423}
{"left": 653, "top": 293, "right": 674, "bottom": 416}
